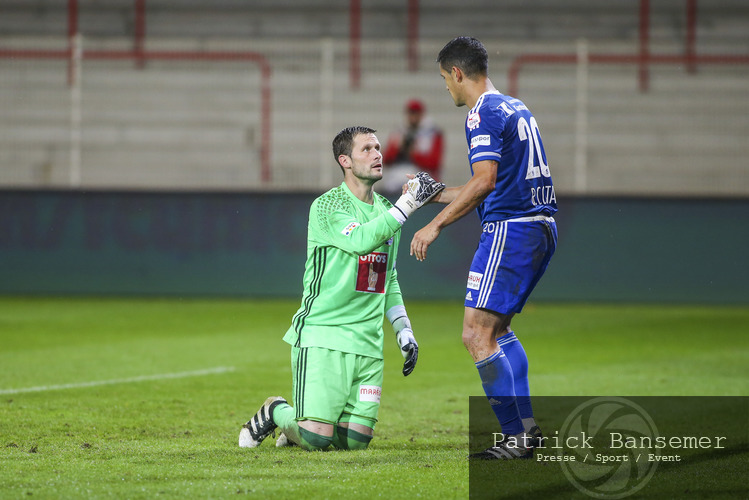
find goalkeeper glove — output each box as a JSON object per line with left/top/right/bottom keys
{"left": 388, "top": 171, "right": 445, "bottom": 224}
{"left": 387, "top": 305, "right": 419, "bottom": 376}
{"left": 396, "top": 328, "right": 418, "bottom": 376}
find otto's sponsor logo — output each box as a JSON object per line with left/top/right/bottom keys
{"left": 341, "top": 222, "right": 360, "bottom": 236}
{"left": 359, "top": 253, "right": 388, "bottom": 264}
{"left": 470, "top": 134, "right": 491, "bottom": 149}
{"left": 467, "top": 271, "right": 483, "bottom": 290}
{"left": 467, "top": 112, "right": 481, "bottom": 131}
{"left": 359, "top": 385, "right": 382, "bottom": 403}
{"left": 356, "top": 252, "right": 387, "bottom": 293}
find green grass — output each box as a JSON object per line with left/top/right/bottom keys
{"left": 0, "top": 297, "right": 747, "bottom": 499}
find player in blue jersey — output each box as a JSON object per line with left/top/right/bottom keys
{"left": 410, "top": 37, "right": 558, "bottom": 459}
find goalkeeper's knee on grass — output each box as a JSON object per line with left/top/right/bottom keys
{"left": 298, "top": 427, "right": 333, "bottom": 451}
{"left": 332, "top": 425, "right": 373, "bottom": 451}
{"left": 273, "top": 405, "right": 332, "bottom": 451}
{"left": 271, "top": 401, "right": 372, "bottom": 451}
{"left": 297, "top": 426, "right": 372, "bottom": 451}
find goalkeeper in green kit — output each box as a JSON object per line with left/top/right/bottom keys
{"left": 238, "top": 126, "right": 444, "bottom": 451}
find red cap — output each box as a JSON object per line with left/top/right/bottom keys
{"left": 405, "top": 99, "right": 425, "bottom": 113}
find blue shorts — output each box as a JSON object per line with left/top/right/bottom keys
{"left": 464, "top": 216, "right": 557, "bottom": 315}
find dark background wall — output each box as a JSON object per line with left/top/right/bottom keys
{"left": 1, "top": 190, "right": 747, "bottom": 304}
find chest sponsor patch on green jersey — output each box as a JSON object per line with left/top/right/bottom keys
{"left": 356, "top": 252, "right": 387, "bottom": 293}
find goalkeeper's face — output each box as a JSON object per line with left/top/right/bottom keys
{"left": 347, "top": 133, "right": 384, "bottom": 183}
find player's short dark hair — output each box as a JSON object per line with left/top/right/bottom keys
{"left": 437, "top": 37, "right": 488, "bottom": 78}
{"left": 332, "top": 126, "right": 377, "bottom": 169}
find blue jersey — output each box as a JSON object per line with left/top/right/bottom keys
{"left": 465, "top": 91, "right": 557, "bottom": 223}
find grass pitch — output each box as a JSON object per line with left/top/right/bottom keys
{"left": 0, "top": 297, "right": 747, "bottom": 499}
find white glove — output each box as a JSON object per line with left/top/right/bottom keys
{"left": 388, "top": 171, "right": 446, "bottom": 224}
{"left": 396, "top": 328, "right": 419, "bottom": 377}
{"left": 387, "top": 305, "right": 419, "bottom": 376}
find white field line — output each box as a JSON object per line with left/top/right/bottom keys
{"left": 0, "top": 366, "right": 235, "bottom": 395}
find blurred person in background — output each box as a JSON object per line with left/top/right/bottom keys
{"left": 381, "top": 99, "right": 444, "bottom": 194}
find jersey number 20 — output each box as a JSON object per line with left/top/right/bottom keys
{"left": 518, "top": 117, "right": 551, "bottom": 180}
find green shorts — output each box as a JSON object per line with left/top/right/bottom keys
{"left": 291, "top": 346, "right": 383, "bottom": 429}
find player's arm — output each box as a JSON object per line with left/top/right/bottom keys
{"left": 324, "top": 209, "right": 402, "bottom": 256}
{"left": 410, "top": 159, "right": 497, "bottom": 261}
{"left": 432, "top": 159, "right": 496, "bottom": 219}
{"left": 427, "top": 184, "right": 464, "bottom": 205}
{"left": 385, "top": 267, "right": 418, "bottom": 376}
{"left": 319, "top": 173, "right": 445, "bottom": 255}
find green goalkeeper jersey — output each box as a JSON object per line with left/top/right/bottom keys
{"left": 283, "top": 182, "right": 404, "bottom": 359}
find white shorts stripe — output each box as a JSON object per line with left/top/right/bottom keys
{"left": 477, "top": 221, "right": 507, "bottom": 308}
{"left": 486, "top": 222, "right": 509, "bottom": 306}
{"left": 476, "top": 223, "right": 500, "bottom": 308}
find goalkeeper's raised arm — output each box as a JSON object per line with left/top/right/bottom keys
{"left": 312, "top": 202, "right": 402, "bottom": 257}
{"left": 313, "top": 171, "right": 446, "bottom": 256}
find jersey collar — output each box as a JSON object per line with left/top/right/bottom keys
{"left": 341, "top": 181, "right": 379, "bottom": 210}
{"left": 470, "top": 90, "right": 502, "bottom": 114}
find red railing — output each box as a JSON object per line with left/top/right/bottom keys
{"left": 507, "top": 0, "right": 749, "bottom": 97}
{"left": 349, "top": 0, "right": 362, "bottom": 89}
{"left": 349, "top": 0, "right": 420, "bottom": 88}
{"left": 0, "top": 0, "right": 273, "bottom": 184}
{"left": 134, "top": 0, "right": 146, "bottom": 68}
{"left": 407, "top": 0, "right": 419, "bottom": 72}
{"left": 507, "top": 52, "right": 749, "bottom": 97}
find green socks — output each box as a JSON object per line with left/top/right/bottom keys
{"left": 272, "top": 403, "right": 332, "bottom": 451}
{"left": 272, "top": 403, "right": 371, "bottom": 451}
{"left": 298, "top": 428, "right": 333, "bottom": 451}
{"left": 331, "top": 425, "right": 372, "bottom": 450}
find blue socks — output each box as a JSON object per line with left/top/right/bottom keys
{"left": 475, "top": 350, "right": 524, "bottom": 436}
{"left": 498, "top": 331, "right": 533, "bottom": 420}
{"left": 476, "top": 331, "right": 536, "bottom": 436}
